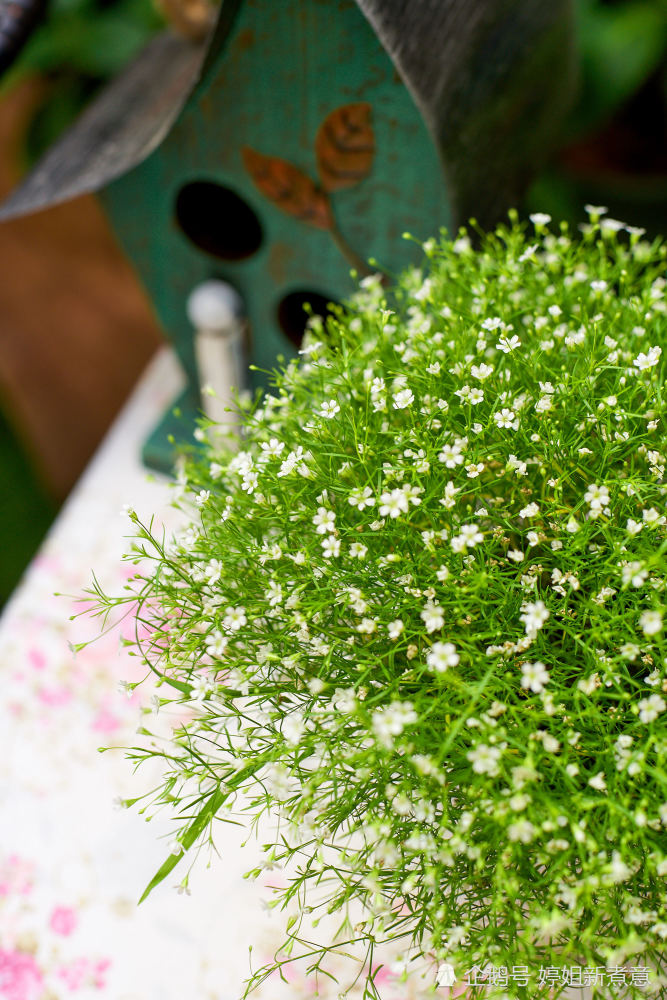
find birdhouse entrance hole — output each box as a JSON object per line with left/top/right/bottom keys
{"left": 175, "top": 180, "right": 263, "bottom": 260}
{"left": 277, "top": 291, "right": 338, "bottom": 349}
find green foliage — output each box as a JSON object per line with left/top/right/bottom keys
{"left": 17, "top": 0, "right": 162, "bottom": 77}
{"left": 0, "top": 404, "right": 55, "bottom": 605}
{"left": 6, "top": 0, "right": 164, "bottom": 161}
{"left": 573, "top": 0, "right": 667, "bottom": 136}
{"left": 91, "top": 211, "right": 667, "bottom": 999}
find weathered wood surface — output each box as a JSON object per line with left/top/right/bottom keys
{"left": 0, "top": 29, "right": 208, "bottom": 220}
{"left": 0, "top": 0, "right": 575, "bottom": 229}
{"left": 357, "top": 0, "right": 577, "bottom": 227}
{"left": 99, "top": 0, "right": 452, "bottom": 397}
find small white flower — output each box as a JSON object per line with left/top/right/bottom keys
{"left": 507, "top": 820, "right": 536, "bottom": 843}
{"left": 520, "top": 600, "right": 549, "bottom": 636}
{"left": 588, "top": 771, "right": 607, "bottom": 791}
{"left": 205, "top": 630, "right": 228, "bottom": 657}
{"left": 521, "top": 660, "right": 550, "bottom": 693}
{"left": 223, "top": 606, "right": 247, "bottom": 631}
{"left": 265, "top": 580, "right": 283, "bottom": 607}
{"left": 506, "top": 454, "right": 527, "bottom": 477}
{"left": 600, "top": 217, "right": 624, "bottom": 234}
{"left": 530, "top": 213, "right": 551, "bottom": 226}
{"left": 319, "top": 399, "right": 341, "bottom": 418}
{"left": 332, "top": 687, "right": 357, "bottom": 713}
{"left": 482, "top": 316, "right": 504, "bottom": 331}
{"left": 387, "top": 619, "right": 404, "bottom": 639}
{"left": 426, "top": 641, "right": 460, "bottom": 672}
{"left": 372, "top": 701, "right": 417, "bottom": 744}
{"left": 118, "top": 680, "right": 134, "bottom": 699}
{"left": 471, "top": 363, "right": 494, "bottom": 381}
{"left": 282, "top": 715, "right": 305, "bottom": 746}
{"left": 278, "top": 446, "right": 306, "bottom": 477}
{"left": 438, "top": 442, "right": 464, "bottom": 468}
{"left": 454, "top": 523, "right": 484, "bottom": 550}
{"left": 496, "top": 335, "right": 522, "bottom": 353}
{"left": 349, "top": 542, "right": 368, "bottom": 559}
{"left": 467, "top": 743, "right": 502, "bottom": 776}
{"left": 585, "top": 204, "right": 608, "bottom": 217}
{"left": 535, "top": 395, "right": 554, "bottom": 413}
{"left": 494, "top": 408, "right": 519, "bottom": 430}
{"left": 348, "top": 486, "right": 375, "bottom": 511}
{"left": 633, "top": 346, "right": 662, "bottom": 371}
{"left": 538, "top": 731, "right": 560, "bottom": 753}
{"left": 195, "top": 489, "right": 211, "bottom": 506}
{"left": 453, "top": 236, "right": 471, "bottom": 253}
{"left": 205, "top": 558, "right": 223, "bottom": 585}
{"left": 518, "top": 243, "right": 539, "bottom": 262}
{"left": 321, "top": 536, "right": 341, "bottom": 558}
{"left": 241, "top": 471, "right": 258, "bottom": 494}
{"left": 584, "top": 483, "right": 610, "bottom": 510}
{"left": 312, "top": 506, "right": 336, "bottom": 534}
{"left": 421, "top": 600, "right": 445, "bottom": 634}
{"left": 466, "top": 462, "right": 485, "bottom": 478}
{"left": 621, "top": 561, "right": 648, "bottom": 588}
{"left": 638, "top": 693, "right": 666, "bottom": 723}
{"left": 258, "top": 437, "right": 285, "bottom": 461}
{"left": 643, "top": 507, "right": 666, "bottom": 526}
{"left": 640, "top": 609, "right": 663, "bottom": 636}
{"left": 393, "top": 388, "right": 415, "bottom": 409}
{"left": 519, "top": 502, "right": 540, "bottom": 519}
{"left": 578, "top": 673, "right": 600, "bottom": 695}
{"left": 379, "top": 489, "right": 409, "bottom": 519}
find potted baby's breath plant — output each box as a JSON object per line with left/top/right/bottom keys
{"left": 91, "top": 207, "right": 667, "bottom": 1000}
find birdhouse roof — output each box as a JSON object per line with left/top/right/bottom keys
{"left": 0, "top": 0, "right": 575, "bottom": 227}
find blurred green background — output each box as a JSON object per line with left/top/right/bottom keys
{"left": 0, "top": 0, "right": 162, "bottom": 606}
{"left": 0, "top": 0, "right": 666, "bottom": 606}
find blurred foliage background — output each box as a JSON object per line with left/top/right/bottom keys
{"left": 0, "top": 0, "right": 666, "bottom": 606}
{"left": 526, "top": 0, "right": 667, "bottom": 230}
{"left": 3, "top": 0, "right": 163, "bottom": 164}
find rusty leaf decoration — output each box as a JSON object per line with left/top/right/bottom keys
{"left": 315, "top": 103, "right": 375, "bottom": 192}
{"left": 241, "top": 147, "right": 333, "bottom": 231}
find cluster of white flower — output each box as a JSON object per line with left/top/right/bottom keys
{"left": 372, "top": 701, "right": 418, "bottom": 747}
{"left": 109, "top": 211, "right": 667, "bottom": 1000}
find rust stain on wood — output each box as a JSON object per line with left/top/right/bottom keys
{"left": 241, "top": 146, "right": 333, "bottom": 230}
{"left": 315, "top": 102, "right": 375, "bottom": 192}
{"left": 234, "top": 27, "right": 255, "bottom": 51}
{"left": 267, "top": 240, "right": 296, "bottom": 285}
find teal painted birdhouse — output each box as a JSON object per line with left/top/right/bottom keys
{"left": 0, "top": 0, "right": 576, "bottom": 470}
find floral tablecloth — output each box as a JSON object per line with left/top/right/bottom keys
{"left": 1, "top": 349, "right": 434, "bottom": 1000}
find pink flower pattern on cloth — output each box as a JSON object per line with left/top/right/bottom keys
{"left": 0, "top": 855, "right": 109, "bottom": 998}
